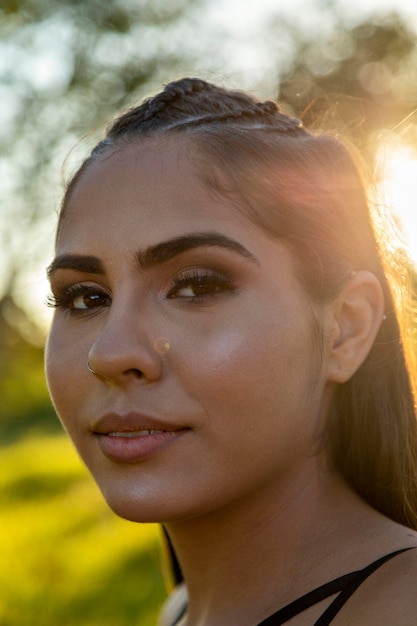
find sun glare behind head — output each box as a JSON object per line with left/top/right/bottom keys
{"left": 377, "top": 141, "right": 417, "bottom": 267}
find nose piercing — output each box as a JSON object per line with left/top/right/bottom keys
{"left": 87, "top": 360, "right": 96, "bottom": 375}
{"left": 153, "top": 337, "right": 171, "bottom": 355}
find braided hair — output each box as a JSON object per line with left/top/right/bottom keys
{"left": 90, "top": 77, "right": 305, "bottom": 157}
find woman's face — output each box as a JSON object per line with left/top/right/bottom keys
{"left": 45, "top": 138, "right": 335, "bottom": 523}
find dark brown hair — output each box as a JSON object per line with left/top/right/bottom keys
{"left": 60, "top": 77, "right": 417, "bottom": 538}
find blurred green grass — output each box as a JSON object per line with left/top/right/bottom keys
{"left": 0, "top": 433, "right": 167, "bottom": 626}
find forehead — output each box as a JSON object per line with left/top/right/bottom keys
{"left": 57, "top": 137, "right": 259, "bottom": 253}
{"left": 65, "top": 136, "right": 194, "bottom": 215}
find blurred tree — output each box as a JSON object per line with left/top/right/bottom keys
{"left": 276, "top": 11, "right": 417, "bottom": 149}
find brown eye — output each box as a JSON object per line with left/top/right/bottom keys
{"left": 47, "top": 284, "right": 111, "bottom": 313}
{"left": 168, "top": 270, "right": 235, "bottom": 301}
{"left": 72, "top": 292, "right": 110, "bottom": 309}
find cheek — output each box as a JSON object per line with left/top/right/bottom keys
{"left": 44, "top": 324, "right": 86, "bottom": 421}
{"left": 172, "top": 307, "right": 320, "bottom": 424}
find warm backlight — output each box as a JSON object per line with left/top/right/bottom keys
{"left": 379, "top": 143, "right": 417, "bottom": 265}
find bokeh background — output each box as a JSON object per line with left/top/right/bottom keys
{"left": 1, "top": 0, "right": 417, "bottom": 624}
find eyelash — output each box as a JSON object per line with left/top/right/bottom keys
{"left": 46, "top": 284, "right": 111, "bottom": 315}
{"left": 168, "top": 269, "right": 235, "bottom": 302}
{"left": 46, "top": 270, "right": 235, "bottom": 315}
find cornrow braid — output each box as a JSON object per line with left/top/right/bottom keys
{"left": 109, "top": 78, "right": 210, "bottom": 135}
{"left": 103, "top": 77, "right": 306, "bottom": 142}
{"left": 164, "top": 105, "right": 305, "bottom": 134}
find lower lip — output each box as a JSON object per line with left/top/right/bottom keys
{"left": 95, "top": 430, "right": 188, "bottom": 463}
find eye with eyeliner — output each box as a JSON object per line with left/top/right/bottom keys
{"left": 46, "top": 282, "right": 112, "bottom": 315}
{"left": 46, "top": 265, "right": 237, "bottom": 315}
{"left": 167, "top": 268, "right": 236, "bottom": 303}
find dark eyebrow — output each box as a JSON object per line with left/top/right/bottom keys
{"left": 47, "top": 233, "right": 259, "bottom": 278}
{"left": 137, "top": 232, "right": 259, "bottom": 269}
{"left": 47, "top": 254, "right": 105, "bottom": 278}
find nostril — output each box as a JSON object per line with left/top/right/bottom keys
{"left": 125, "top": 368, "right": 145, "bottom": 379}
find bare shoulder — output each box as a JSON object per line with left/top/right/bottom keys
{"left": 158, "top": 583, "right": 188, "bottom": 626}
{"left": 335, "top": 546, "right": 417, "bottom": 625}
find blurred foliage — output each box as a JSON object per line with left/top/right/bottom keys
{"left": 275, "top": 11, "right": 417, "bottom": 155}
{"left": 0, "top": 433, "right": 166, "bottom": 625}
{"left": 0, "top": 296, "right": 57, "bottom": 442}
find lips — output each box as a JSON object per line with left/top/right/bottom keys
{"left": 107, "top": 430, "right": 168, "bottom": 437}
{"left": 92, "top": 413, "right": 189, "bottom": 463}
{"left": 92, "top": 411, "right": 183, "bottom": 434}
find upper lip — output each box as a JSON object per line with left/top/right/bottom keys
{"left": 92, "top": 412, "right": 186, "bottom": 434}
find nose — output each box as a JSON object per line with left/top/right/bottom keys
{"left": 86, "top": 304, "right": 164, "bottom": 384}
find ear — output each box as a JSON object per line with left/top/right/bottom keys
{"left": 326, "top": 271, "right": 385, "bottom": 383}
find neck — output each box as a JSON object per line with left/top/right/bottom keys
{"left": 164, "top": 456, "right": 378, "bottom": 625}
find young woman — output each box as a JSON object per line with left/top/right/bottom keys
{"left": 45, "top": 78, "right": 417, "bottom": 625}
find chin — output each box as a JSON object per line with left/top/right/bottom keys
{"left": 99, "top": 484, "right": 221, "bottom": 525}
{"left": 96, "top": 484, "right": 186, "bottom": 524}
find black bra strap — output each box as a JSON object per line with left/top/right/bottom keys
{"left": 312, "top": 548, "right": 414, "bottom": 626}
{"left": 258, "top": 548, "right": 414, "bottom": 626}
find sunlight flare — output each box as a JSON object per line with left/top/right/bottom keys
{"left": 377, "top": 142, "right": 417, "bottom": 265}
